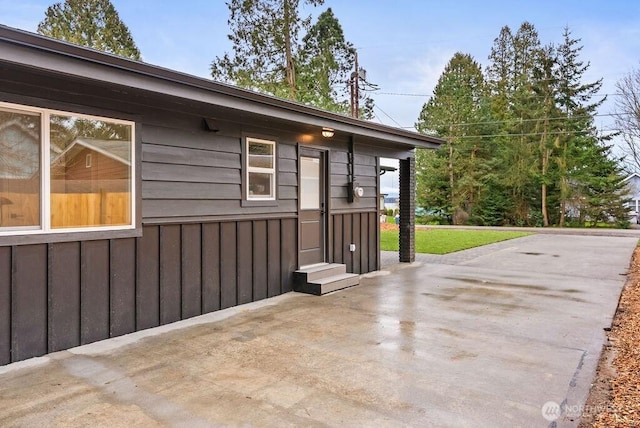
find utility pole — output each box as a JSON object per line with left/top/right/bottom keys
{"left": 350, "top": 51, "right": 360, "bottom": 118}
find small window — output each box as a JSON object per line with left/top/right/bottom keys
{"left": 246, "top": 137, "right": 276, "bottom": 200}
{"left": 0, "top": 101, "right": 135, "bottom": 235}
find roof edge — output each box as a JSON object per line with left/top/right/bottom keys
{"left": 0, "top": 25, "right": 443, "bottom": 148}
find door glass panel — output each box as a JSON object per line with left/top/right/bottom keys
{"left": 300, "top": 156, "right": 320, "bottom": 210}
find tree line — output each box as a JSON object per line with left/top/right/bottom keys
{"left": 33, "top": 2, "right": 640, "bottom": 227}
{"left": 36, "top": 0, "right": 375, "bottom": 118}
{"left": 416, "top": 22, "right": 629, "bottom": 227}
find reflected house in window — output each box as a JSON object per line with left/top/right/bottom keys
{"left": 0, "top": 25, "right": 443, "bottom": 366}
{"left": 51, "top": 138, "right": 130, "bottom": 191}
{"left": 50, "top": 137, "right": 131, "bottom": 227}
{"left": 0, "top": 117, "right": 43, "bottom": 227}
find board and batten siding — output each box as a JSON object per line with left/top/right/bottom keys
{"left": 0, "top": 220, "right": 296, "bottom": 365}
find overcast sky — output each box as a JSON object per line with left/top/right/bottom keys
{"left": 2, "top": 0, "right": 639, "bottom": 195}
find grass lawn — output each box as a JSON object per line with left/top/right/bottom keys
{"left": 380, "top": 228, "right": 531, "bottom": 254}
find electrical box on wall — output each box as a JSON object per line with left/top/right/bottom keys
{"left": 348, "top": 181, "right": 364, "bottom": 203}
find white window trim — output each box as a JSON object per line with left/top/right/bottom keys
{"left": 0, "top": 101, "right": 136, "bottom": 236}
{"left": 246, "top": 137, "right": 276, "bottom": 201}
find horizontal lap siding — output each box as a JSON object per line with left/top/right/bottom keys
{"left": 141, "top": 123, "right": 297, "bottom": 222}
{"left": 329, "top": 150, "right": 378, "bottom": 212}
{"left": 1, "top": 219, "right": 296, "bottom": 364}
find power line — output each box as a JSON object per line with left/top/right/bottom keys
{"left": 373, "top": 104, "right": 403, "bottom": 128}
{"left": 416, "top": 112, "right": 630, "bottom": 128}
{"left": 376, "top": 91, "right": 623, "bottom": 98}
{"left": 432, "top": 129, "right": 622, "bottom": 140}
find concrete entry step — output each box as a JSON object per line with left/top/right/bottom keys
{"left": 293, "top": 263, "right": 359, "bottom": 295}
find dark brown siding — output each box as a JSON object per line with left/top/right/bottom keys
{"left": 237, "top": 221, "right": 253, "bottom": 305}
{"left": 12, "top": 245, "right": 47, "bottom": 361}
{"left": 253, "top": 221, "right": 268, "bottom": 301}
{"left": 49, "top": 242, "right": 80, "bottom": 352}
{"left": 329, "top": 150, "right": 378, "bottom": 212}
{"left": 202, "top": 223, "right": 221, "bottom": 312}
{"left": 0, "top": 218, "right": 299, "bottom": 364}
{"left": 220, "top": 222, "right": 237, "bottom": 309}
{"left": 181, "top": 224, "right": 202, "bottom": 319}
{"left": 141, "top": 123, "right": 298, "bottom": 223}
{"left": 0, "top": 247, "right": 10, "bottom": 365}
{"left": 81, "top": 240, "right": 110, "bottom": 345}
{"left": 160, "top": 225, "right": 182, "bottom": 324}
{"left": 330, "top": 212, "right": 379, "bottom": 274}
{"left": 281, "top": 218, "right": 296, "bottom": 293}
{"left": 267, "top": 220, "right": 281, "bottom": 297}
{"left": 110, "top": 238, "right": 136, "bottom": 337}
{"left": 137, "top": 226, "right": 160, "bottom": 330}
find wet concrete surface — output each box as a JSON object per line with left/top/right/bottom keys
{"left": 0, "top": 234, "right": 637, "bottom": 427}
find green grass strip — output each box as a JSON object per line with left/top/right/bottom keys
{"left": 380, "top": 229, "right": 531, "bottom": 254}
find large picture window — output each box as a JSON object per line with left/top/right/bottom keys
{"left": 0, "top": 102, "right": 134, "bottom": 235}
{"left": 246, "top": 137, "right": 276, "bottom": 200}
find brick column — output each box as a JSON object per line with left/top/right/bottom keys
{"left": 399, "top": 156, "right": 415, "bottom": 263}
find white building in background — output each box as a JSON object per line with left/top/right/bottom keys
{"left": 623, "top": 173, "right": 640, "bottom": 224}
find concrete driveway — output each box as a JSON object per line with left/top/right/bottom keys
{"left": 0, "top": 234, "right": 637, "bottom": 427}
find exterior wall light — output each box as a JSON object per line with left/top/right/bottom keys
{"left": 322, "top": 127, "right": 334, "bottom": 138}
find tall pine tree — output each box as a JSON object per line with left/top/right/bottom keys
{"left": 37, "top": 0, "right": 141, "bottom": 60}
{"left": 416, "top": 53, "right": 493, "bottom": 224}
{"left": 211, "top": 0, "right": 323, "bottom": 100}
{"left": 295, "top": 8, "right": 355, "bottom": 113}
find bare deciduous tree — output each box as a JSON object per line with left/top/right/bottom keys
{"left": 616, "top": 67, "right": 640, "bottom": 171}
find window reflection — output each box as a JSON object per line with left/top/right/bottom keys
{"left": 50, "top": 114, "right": 132, "bottom": 228}
{"left": 0, "top": 108, "right": 41, "bottom": 228}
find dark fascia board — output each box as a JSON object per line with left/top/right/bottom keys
{"left": 0, "top": 25, "right": 442, "bottom": 149}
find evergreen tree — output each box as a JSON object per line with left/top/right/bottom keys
{"left": 531, "top": 44, "right": 561, "bottom": 226}
{"left": 295, "top": 8, "right": 355, "bottom": 113}
{"left": 555, "top": 27, "right": 611, "bottom": 226}
{"left": 568, "top": 137, "right": 628, "bottom": 227}
{"left": 485, "top": 23, "right": 544, "bottom": 225}
{"left": 37, "top": 0, "right": 141, "bottom": 60}
{"left": 416, "top": 53, "right": 493, "bottom": 224}
{"left": 211, "top": 0, "right": 323, "bottom": 100}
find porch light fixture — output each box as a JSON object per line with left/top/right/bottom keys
{"left": 322, "top": 127, "right": 334, "bottom": 138}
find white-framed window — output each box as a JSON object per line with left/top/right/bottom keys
{"left": 0, "top": 101, "right": 135, "bottom": 235}
{"left": 246, "top": 137, "right": 276, "bottom": 200}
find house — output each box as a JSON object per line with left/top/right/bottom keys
{"left": 623, "top": 172, "right": 640, "bottom": 223}
{"left": 0, "top": 25, "right": 442, "bottom": 365}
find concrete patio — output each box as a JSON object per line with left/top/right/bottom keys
{"left": 0, "top": 233, "right": 637, "bottom": 427}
